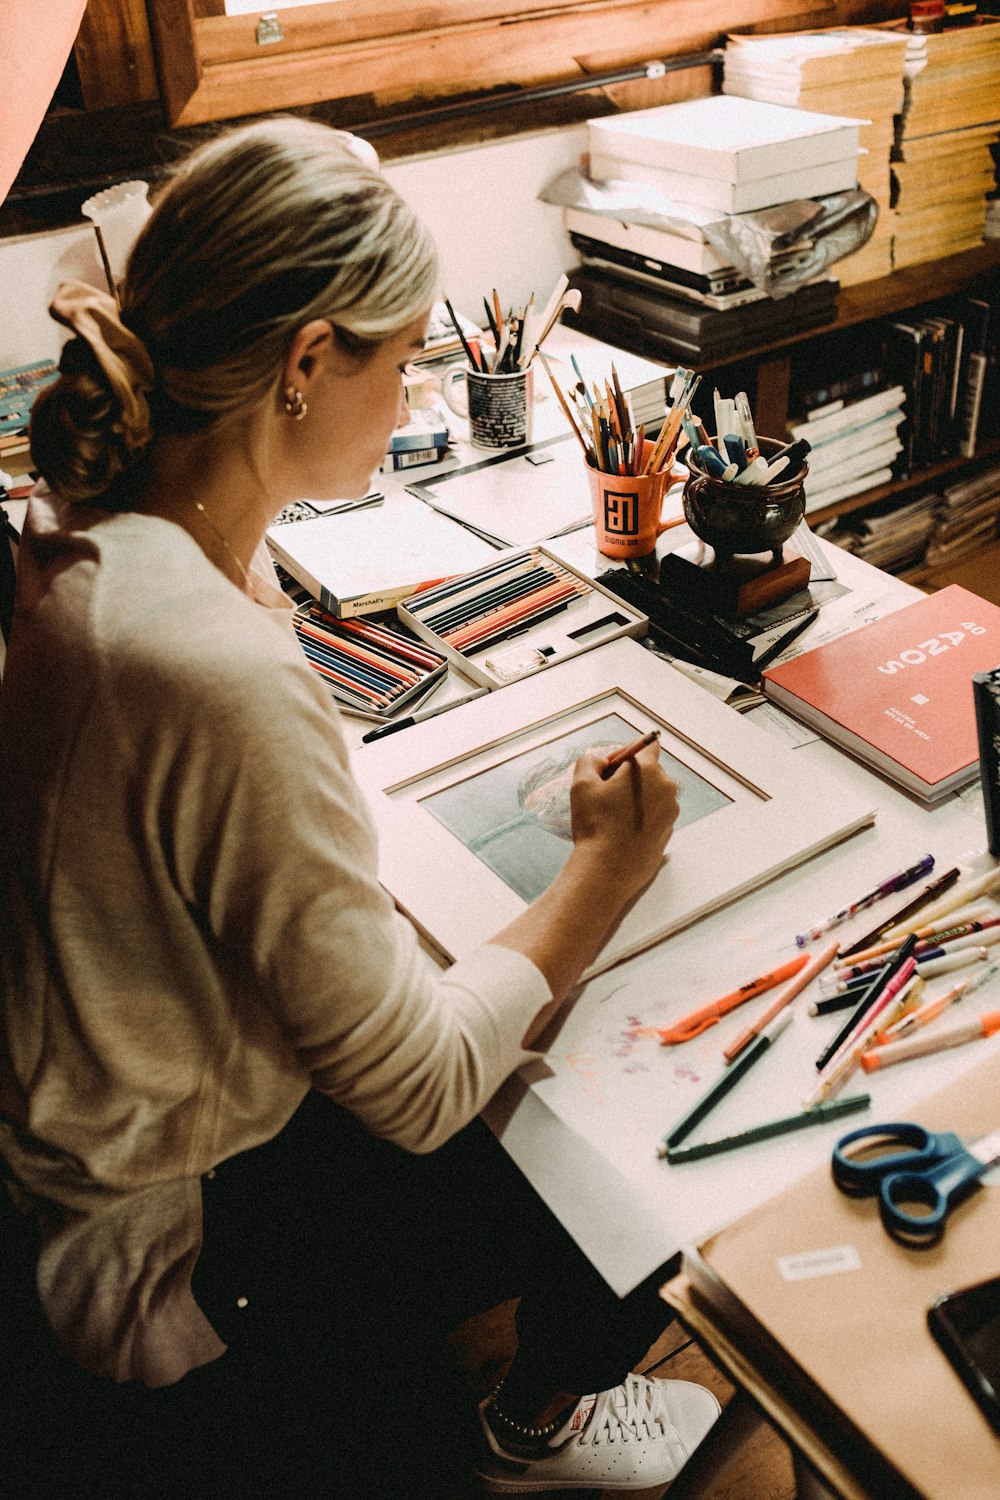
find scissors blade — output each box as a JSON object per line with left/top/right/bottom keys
{"left": 968, "top": 1129, "right": 1000, "bottom": 1168}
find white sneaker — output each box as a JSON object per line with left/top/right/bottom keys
{"left": 476, "top": 1372, "right": 721, "bottom": 1493}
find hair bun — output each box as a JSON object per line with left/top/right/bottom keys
{"left": 30, "top": 337, "right": 136, "bottom": 503}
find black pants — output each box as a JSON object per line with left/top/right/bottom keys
{"left": 1, "top": 1093, "right": 671, "bottom": 1499}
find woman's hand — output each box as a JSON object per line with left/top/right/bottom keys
{"left": 492, "top": 739, "right": 680, "bottom": 1025}
{"left": 569, "top": 742, "right": 680, "bottom": 906}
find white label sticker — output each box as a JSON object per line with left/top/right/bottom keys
{"left": 778, "top": 1245, "right": 862, "bottom": 1282}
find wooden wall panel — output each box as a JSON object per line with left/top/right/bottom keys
{"left": 74, "top": 0, "right": 158, "bottom": 108}
{"left": 74, "top": 0, "right": 910, "bottom": 127}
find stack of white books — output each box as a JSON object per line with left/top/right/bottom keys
{"left": 878, "top": 16, "right": 1000, "bottom": 267}
{"left": 788, "top": 384, "right": 907, "bottom": 513}
{"left": 722, "top": 29, "right": 908, "bottom": 285}
{"left": 586, "top": 96, "right": 862, "bottom": 216}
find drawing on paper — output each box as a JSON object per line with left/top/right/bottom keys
{"left": 419, "top": 711, "right": 731, "bottom": 903}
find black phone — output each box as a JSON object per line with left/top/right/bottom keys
{"left": 928, "top": 1274, "right": 1000, "bottom": 1436}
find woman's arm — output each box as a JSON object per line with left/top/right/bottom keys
{"left": 490, "top": 742, "right": 679, "bottom": 1043}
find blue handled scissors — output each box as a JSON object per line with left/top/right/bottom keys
{"left": 832, "top": 1122, "right": 1000, "bottom": 1247}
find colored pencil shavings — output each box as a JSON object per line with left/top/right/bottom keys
{"left": 290, "top": 602, "right": 447, "bottom": 719}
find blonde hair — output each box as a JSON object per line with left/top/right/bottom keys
{"left": 32, "top": 117, "right": 438, "bottom": 501}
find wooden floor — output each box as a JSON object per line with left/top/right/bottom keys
{"left": 448, "top": 1298, "right": 797, "bottom": 1500}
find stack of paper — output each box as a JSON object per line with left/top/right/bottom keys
{"left": 587, "top": 96, "right": 862, "bottom": 216}
{"left": 924, "top": 462, "right": 1000, "bottom": 569}
{"left": 818, "top": 488, "right": 939, "bottom": 574}
{"left": 875, "top": 16, "right": 1000, "bottom": 267}
{"left": 550, "top": 173, "right": 814, "bottom": 312}
{"left": 789, "top": 385, "right": 907, "bottom": 513}
{"left": 722, "top": 29, "right": 907, "bottom": 285}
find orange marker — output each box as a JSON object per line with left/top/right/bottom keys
{"left": 724, "top": 940, "right": 838, "bottom": 1063}
{"left": 861, "top": 1007, "right": 1000, "bottom": 1071}
{"left": 659, "top": 953, "right": 811, "bottom": 1046}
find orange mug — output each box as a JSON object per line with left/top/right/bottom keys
{"left": 586, "top": 443, "right": 680, "bottom": 559}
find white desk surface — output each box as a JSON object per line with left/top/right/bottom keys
{"left": 483, "top": 751, "right": 994, "bottom": 1297}
{"left": 335, "top": 347, "right": 1000, "bottom": 1299}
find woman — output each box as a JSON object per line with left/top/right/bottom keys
{"left": 0, "top": 118, "right": 719, "bottom": 1496}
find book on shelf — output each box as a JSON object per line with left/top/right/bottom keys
{"left": 587, "top": 148, "right": 860, "bottom": 217}
{"left": 761, "top": 583, "right": 1000, "bottom": 803}
{"left": 804, "top": 438, "right": 904, "bottom": 511}
{"left": 959, "top": 296, "right": 992, "bottom": 459}
{"left": 568, "top": 230, "right": 749, "bottom": 296}
{"left": 265, "top": 491, "right": 496, "bottom": 618}
{"left": 822, "top": 489, "right": 939, "bottom": 573}
{"left": 790, "top": 384, "right": 906, "bottom": 445}
{"left": 723, "top": 27, "right": 909, "bottom": 90}
{"left": 587, "top": 94, "right": 862, "bottom": 188}
{"left": 804, "top": 466, "right": 895, "bottom": 515}
{"left": 569, "top": 241, "right": 768, "bottom": 313}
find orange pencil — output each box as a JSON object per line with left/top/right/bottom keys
{"left": 659, "top": 953, "right": 811, "bottom": 1046}
{"left": 600, "top": 730, "right": 659, "bottom": 780}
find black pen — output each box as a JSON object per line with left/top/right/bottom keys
{"left": 752, "top": 609, "right": 820, "bottom": 673}
{"left": 764, "top": 436, "right": 811, "bottom": 478}
{"left": 836, "top": 865, "right": 960, "bottom": 958}
{"left": 360, "top": 687, "right": 489, "bottom": 742}
{"left": 662, "top": 1094, "right": 871, "bottom": 1163}
{"left": 813, "top": 932, "right": 917, "bottom": 1071}
{"left": 660, "top": 1011, "right": 793, "bottom": 1154}
{"left": 443, "top": 296, "right": 482, "bottom": 372}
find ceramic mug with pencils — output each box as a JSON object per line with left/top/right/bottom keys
{"left": 442, "top": 363, "right": 534, "bottom": 449}
{"left": 586, "top": 441, "right": 681, "bottom": 559}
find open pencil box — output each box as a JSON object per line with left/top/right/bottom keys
{"left": 290, "top": 598, "right": 449, "bottom": 721}
{"left": 396, "top": 545, "right": 648, "bottom": 688}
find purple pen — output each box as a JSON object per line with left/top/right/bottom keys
{"left": 795, "top": 855, "right": 935, "bottom": 946}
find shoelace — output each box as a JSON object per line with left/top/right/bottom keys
{"left": 581, "top": 1375, "right": 666, "bottom": 1447}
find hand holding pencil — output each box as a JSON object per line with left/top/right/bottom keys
{"left": 569, "top": 737, "right": 679, "bottom": 899}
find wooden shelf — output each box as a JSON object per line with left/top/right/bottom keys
{"left": 697, "top": 240, "right": 1000, "bottom": 374}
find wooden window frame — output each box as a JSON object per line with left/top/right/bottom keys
{"left": 148, "top": 0, "right": 828, "bottom": 128}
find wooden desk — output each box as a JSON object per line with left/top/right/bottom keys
{"left": 661, "top": 1053, "right": 1000, "bottom": 1500}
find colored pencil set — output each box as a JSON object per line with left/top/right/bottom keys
{"left": 543, "top": 354, "right": 699, "bottom": 479}
{"left": 402, "top": 548, "right": 588, "bottom": 658}
{"left": 291, "top": 603, "right": 447, "bottom": 718}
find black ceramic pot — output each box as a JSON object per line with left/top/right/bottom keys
{"left": 682, "top": 435, "right": 807, "bottom": 566}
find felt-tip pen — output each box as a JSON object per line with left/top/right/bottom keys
{"left": 360, "top": 688, "right": 489, "bottom": 742}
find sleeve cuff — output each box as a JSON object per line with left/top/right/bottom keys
{"left": 438, "top": 942, "right": 552, "bottom": 1070}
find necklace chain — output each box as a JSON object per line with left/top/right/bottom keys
{"left": 192, "top": 501, "right": 252, "bottom": 592}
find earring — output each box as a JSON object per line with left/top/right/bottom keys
{"left": 283, "top": 386, "right": 308, "bottom": 421}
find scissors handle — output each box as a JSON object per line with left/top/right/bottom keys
{"left": 831, "top": 1123, "right": 959, "bottom": 1197}
{"left": 880, "top": 1148, "right": 986, "bottom": 1246}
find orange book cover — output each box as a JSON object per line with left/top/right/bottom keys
{"left": 762, "top": 584, "right": 1000, "bottom": 802}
